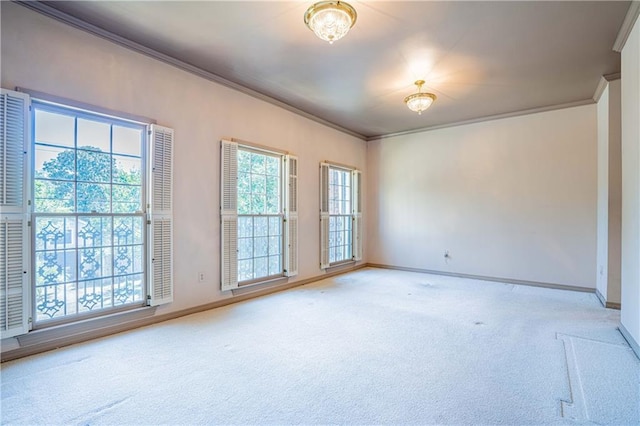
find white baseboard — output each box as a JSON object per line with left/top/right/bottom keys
{"left": 368, "top": 263, "right": 595, "bottom": 293}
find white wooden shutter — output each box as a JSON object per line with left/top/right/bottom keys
{"left": 148, "top": 125, "right": 173, "bottom": 306}
{"left": 221, "top": 140, "right": 238, "bottom": 290}
{"left": 284, "top": 155, "right": 298, "bottom": 277}
{"left": 352, "top": 169, "right": 362, "bottom": 261}
{"left": 320, "top": 162, "right": 330, "bottom": 269}
{"left": 1, "top": 89, "right": 30, "bottom": 338}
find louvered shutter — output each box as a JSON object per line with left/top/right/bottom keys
{"left": 221, "top": 140, "right": 238, "bottom": 290}
{"left": 1, "top": 89, "right": 30, "bottom": 338}
{"left": 284, "top": 155, "right": 298, "bottom": 277}
{"left": 352, "top": 169, "right": 362, "bottom": 261}
{"left": 148, "top": 125, "right": 173, "bottom": 306}
{"left": 320, "top": 162, "right": 330, "bottom": 269}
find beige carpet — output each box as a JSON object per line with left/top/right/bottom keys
{"left": 1, "top": 267, "right": 639, "bottom": 425}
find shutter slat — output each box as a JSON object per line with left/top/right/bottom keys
{"left": 221, "top": 140, "right": 238, "bottom": 215}
{"left": 148, "top": 125, "right": 173, "bottom": 306}
{"left": 1, "top": 91, "right": 27, "bottom": 211}
{"left": 1, "top": 215, "right": 29, "bottom": 337}
{"left": 352, "top": 170, "right": 362, "bottom": 261}
{"left": 221, "top": 215, "right": 238, "bottom": 290}
{"left": 320, "top": 162, "right": 330, "bottom": 269}
{"left": 285, "top": 155, "right": 298, "bottom": 277}
{"left": 221, "top": 140, "right": 239, "bottom": 290}
{"left": 320, "top": 214, "right": 330, "bottom": 269}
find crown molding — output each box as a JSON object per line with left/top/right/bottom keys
{"left": 367, "top": 99, "right": 595, "bottom": 142}
{"left": 593, "top": 73, "right": 622, "bottom": 102}
{"left": 613, "top": 1, "right": 640, "bottom": 52}
{"left": 12, "top": 0, "right": 367, "bottom": 141}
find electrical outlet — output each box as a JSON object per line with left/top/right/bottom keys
{"left": 444, "top": 250, "right": 450, "bottom": 258}
{"left": 198, "top": 272, "right": 205, "bottom": 282}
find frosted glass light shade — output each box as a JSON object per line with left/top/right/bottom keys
{"left": 405, "top": 93, "right": 436, "bottom": 115}
{"left": 304, "top": 1, "right": 357, "bottom": 44}
{"left": 404, "top": 80, "right": 437, "bottom": 115}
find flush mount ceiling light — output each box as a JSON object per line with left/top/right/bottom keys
{"left": 304, "top": 1, "right": 357, "bottom": 44}
{"left": 404, "top": 80, "right": 437, "bottom": 115}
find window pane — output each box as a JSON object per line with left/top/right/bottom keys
{"left": 238, "top": 237, "right": 252, "bottom": 260}
{"left": 35, "top": 179, "right": 75, "bottom": 213}
{"left": 35, "top": 146, "right": 74, "bottom": 180}
{"left": 254, "top": 217, "right": 268, "bottom": 237}
{"left": 112, "top": 126, "right": 142, "bottom": 156}
{"left": 77, "top": 150, "right": 112, "bottom": 183}
{"left": 266, "top": 156, "right": 279, "bottom": 176}
{"left": 238, "top": 217, "right": 253, "bottom": 238}
{"left": 113, "top": 184, "right": 141, "bottom": 206}
{"left": 268, "top": 236, "right": 281, "bottom": 255}
{"left": 77, "top": 118, "right": 110, "bottom": 152}
{"left": 269, "top": 217, "right": 281, "bottom": 235}
{"left": 114, "top": 156, "right": 142, "bottom": 185}
{"left": 77, "top": 183, "right": 111, "bottom": 213}
{"left": 238, "top": 259, "right": 253, "bottom": 282}
{"left": 255, "top": 237, "right": 268, "bottom": 257}
{"left": 238, "top": 150, "right": 251, "bottom": 173}
{"left": 251, "top": 194, "right": 266, "bottom": 214}
{"left": 254, "top": 257, "right": 268, "bottom": 278}
{"left": 269, "top": 255, "right": 281, "bottom": 276}
{"left": 35, "top": 110, "right": 74, "bottom": 147}
{"left": 251, "top": 153, "right": 265, "bottom": 174}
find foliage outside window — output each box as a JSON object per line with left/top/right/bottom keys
{"left": 237, "top": 148, "right": 283, "bottom": 282}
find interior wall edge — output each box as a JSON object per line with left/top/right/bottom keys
{"left": 619, "top": 323, "right": 640, "bottom": 360}
{"left": 367, "top": 263, "right": 596, "bottom": 294}
{"left": 0, "top": 264, "right": 368, "bottom": 363}
{"left": 595, "top": 288, "right": 622, "bottom": 310}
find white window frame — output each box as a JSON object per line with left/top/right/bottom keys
{"left": 220, "top": 139, "right": 297, "bottom": 291}
{"left": 320, "top": 162, "right": 362, "bottom": 269}
{"left": 0, "top": 88, "right": 173, "bottom": 338}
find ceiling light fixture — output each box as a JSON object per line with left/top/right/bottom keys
{"left": 404, "top": 80, "right": 437, "bottom": 115}
{"left": 304, "top": 1, "right": 357, "bottom": 44}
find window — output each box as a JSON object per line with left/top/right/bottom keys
{"left": 320, "top": 162, "right": 362, "bottom": 268}
{"left": 220, "top": 140, "right": 297, "bottom": 290}
{"left": 32, "top": 103, "right": 146, "bottom": 322}
{"left": 0, "top": 88, "right": 173, "bottom": 338}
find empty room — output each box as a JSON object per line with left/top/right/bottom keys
{"left": 1, "top": 1, "right": 640, "bottom": 424}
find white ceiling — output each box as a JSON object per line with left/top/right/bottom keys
{"left": 36, "top": 1, "right": 630, "bottom": 139}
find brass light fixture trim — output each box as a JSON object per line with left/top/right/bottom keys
{"left": 304, "top": 1, "right": 358, "bottom": 44}
{"left": 404, "top": 80, "right": 437, "bottom": 115}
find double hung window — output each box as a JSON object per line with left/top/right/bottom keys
{"left": 32, "top": 102, "right": 147, "bottom": 323}
{"left": 320, "top": 162, "right": 362, "bottom": 268}
{"left": 220, "top": 140, "right": 297, "bottom": 290}
{"left": 0, "top": 88, "right": 173, "bottom": 338}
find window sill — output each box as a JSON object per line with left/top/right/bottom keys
{"left": 233, "top": 276, "right": 289, "bottom": 295}
{"left": 325, "top": 260, "right": 357, "bottom": 271}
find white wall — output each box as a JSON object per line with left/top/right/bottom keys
{"left": 621, "top": 13, "right": 640, "bottom": 351}
{"left": 596, "top": 79, "right": 622, "bottom": 306}
{"left": 367, "top": 105, "right": 597, "bottom": 288}
{"left": 0, "top": 3, "right": 366, "bottom": 320}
